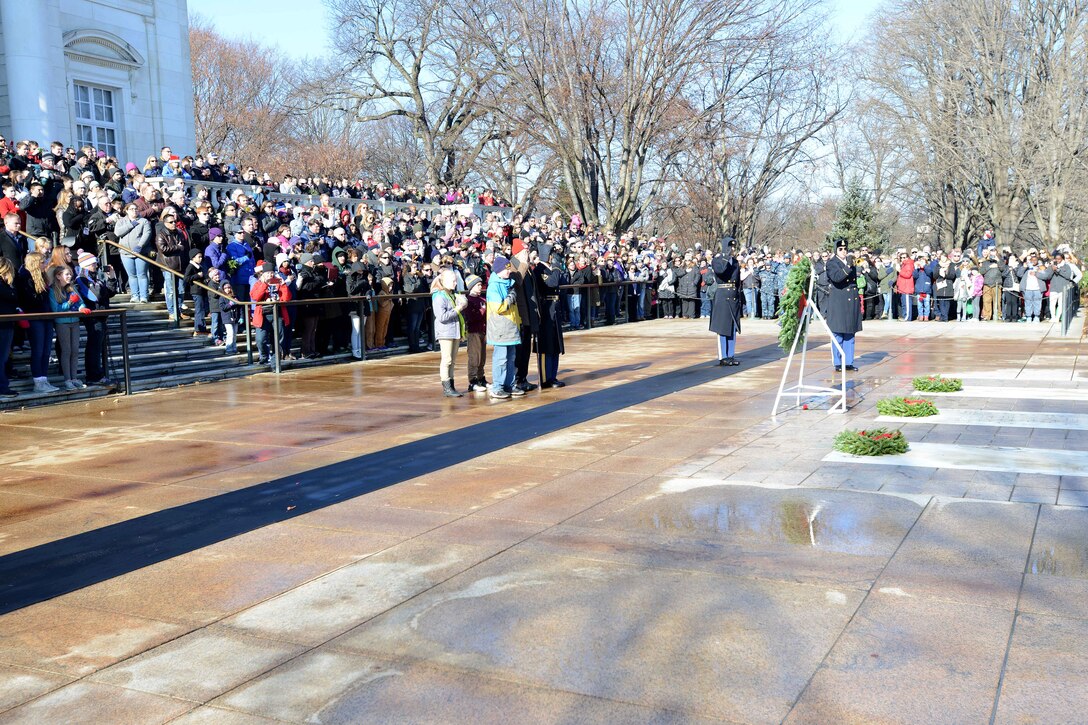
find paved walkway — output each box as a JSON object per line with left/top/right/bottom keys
{"left": 0, "top": 318, "right": 1085, "bottom": 723}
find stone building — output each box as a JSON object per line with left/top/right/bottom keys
{"left": 0, "top": 0, "right": 195, "bottom": 162}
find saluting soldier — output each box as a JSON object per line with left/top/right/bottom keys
{"left": 825, "top": 238, "right": 863, "bottom": 372}
{"left": 709, "top": 237, "right": 742, "bottom": 366}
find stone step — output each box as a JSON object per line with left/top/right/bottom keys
{"left": 0, "top": 384, "right": 116, "bottom": 412}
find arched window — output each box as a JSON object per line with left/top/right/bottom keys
{"left": 63, "top": 30, "right": 145, "bottom": 158}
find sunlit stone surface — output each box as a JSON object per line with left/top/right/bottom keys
{"left": 0, "top": 318, "right": 1085, "bottom": 723}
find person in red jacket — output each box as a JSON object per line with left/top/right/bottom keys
{"left": 897, "top": 252, "right": 916, "bottom": 321}
{"left": 0, "top": 182, "right": 27, "bottom": 231}
{"left": 250, "top": 262, "right": 292, "bottom": 365}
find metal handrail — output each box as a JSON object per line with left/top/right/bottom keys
{"left": 96, "top": 242, "right": 643, "bottom": 377}
{"left": 0, "top": 308, "right": 133, "bottom": 394}
{"left": 100, "top": 237, "right": 256, "bottom": 363}
{"left": 252, "top": 279, "right": 642, "bottom": 372}
{"left": 100, "top": 238, "right": 241, "bottom": 303}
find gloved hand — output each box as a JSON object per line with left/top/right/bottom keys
{"left": 80, "top": 307, "right": 91, "bottom": 315}
{"left": 68, "top": 292, "right": 81, "bottom": 304}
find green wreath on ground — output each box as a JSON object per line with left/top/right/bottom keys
{"left": 912, "top": 375, "right": 963, "bottom": 393}
{"left": 876, "top": 396, "right": 939, "bottom": 417}
{"left": 833, "top": 428, "right": 910, "bottom": 456}
{"left": 778, "top": 257, "right": 813, "bottom": 352}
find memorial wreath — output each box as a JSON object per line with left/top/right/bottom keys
{"left": 778, "top": 256, "right": 813, "bottom": 352}
{"left": 833, "top": 427, "right": 909, "bottom": 456}
{"left": 911, "top": 375, "right": 963, "bottom": 393}
{"left": 876, "top": 396, "right": 939, "bottom": 417}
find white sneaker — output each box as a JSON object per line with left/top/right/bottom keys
{"left": 33, "top": 378, "right": 59, "bottom": 393}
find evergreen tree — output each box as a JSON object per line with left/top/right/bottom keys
{"left": 825, "top": 178, "right": 883, "bottom": 251}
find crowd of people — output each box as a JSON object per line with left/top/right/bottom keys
{"left": 0, "top": 134, "right": 1083, "bottom": 400}
{"left": 739, "top": 234, "right": 1083, "bottom": 325}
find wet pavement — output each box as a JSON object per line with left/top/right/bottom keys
{"left": 0, "top": 318, "right": 1086, "bottom": 723}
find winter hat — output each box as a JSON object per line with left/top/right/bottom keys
{"left": 512, "top": 237, "right": 527, "bottom": 256}
{"left": 312, "top": 252, "right": 325, "bottom": 264}
{"left": 464, "top": 274, "right": 482, "bottom": 292}
{"left": 492, "top": 255, "right": 510, "bottom": 276}
{"left": 208, "top": 227, "right": 223, "bottom": 241}
{"left": 77, "top": 251, "right": 97, "bottom": 267}
{"left": 125, "top": 162, "right": 138, "bottom": 172}
{"left": 299, "top": 253, "right": 314, "bottom": 266}
{"left": 275, "top": 253, "right": 289, "bottom": 268}
{"left": 189, "top": 248, "right": 203, "bottom": 260}
{"left": 261, "top": 262, "right": 275, "bottom": 273}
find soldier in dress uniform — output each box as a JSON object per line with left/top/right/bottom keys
{"left": 533, "top": 242, "right": 566, "bottom": 388}
{"left": 825, "top": 238, "right": 863, "bottom": 372}
{"left": 709, "top": 236, "right": 742, "bottom": 366}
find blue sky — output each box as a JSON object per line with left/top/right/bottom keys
{"left": 187, "top": 0, "right": 881, "bottom": 60}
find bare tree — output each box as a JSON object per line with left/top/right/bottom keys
{"left": 189, "top": 14, "right": 297, "bottom": 165}
{"left": 354, "top": 115, "right": 429, "bottom": 185}
{"left": 665, "top": 1, "right": 842, "bottom": 248}
{"left": 318, "top": 0, "right": 507, "bottom": 187}
{"left": 463, "top": 0, "right": 788, "bottom": 234}
{"left": 471, "top": 126, "right": 561, "bottom": 216}
{"left": 865, "top": 0, "right": 1088, "bottom": 250}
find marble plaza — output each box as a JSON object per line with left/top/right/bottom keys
{"left": 0, "top": 317, "right": 1086, "bottom": 724}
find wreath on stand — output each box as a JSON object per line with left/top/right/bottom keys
{"left": 833, "top": 428, "right": 909, "bottom": 456}
{"left": 876, "top": 396, "right": 939, "bottom": 417}
{"left": 778, "top": 257, "right": 813, "bottom": 352}
{"left": 912, "top": 375, "right": 963, "bottom": 393}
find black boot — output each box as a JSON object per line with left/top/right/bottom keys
{"left": 442, "top": 380, "right": 463, "bottom": 398}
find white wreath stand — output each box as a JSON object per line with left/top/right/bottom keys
{"left": 772, "top": 273, "right": 848, "bottom": 416}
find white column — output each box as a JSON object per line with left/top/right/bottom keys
{"left": 1, "top": 1, "right": 59, "bottom": 142}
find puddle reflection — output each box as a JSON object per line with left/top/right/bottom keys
{"left": 640, "top": 495, "right": 903, "bottom": 555}
{"left": 1031, "top": 546, "right": 1088, "bottom": 577}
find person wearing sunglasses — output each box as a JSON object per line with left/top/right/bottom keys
{"left": 155, "top": 209, "right": 187, "bottom": 319}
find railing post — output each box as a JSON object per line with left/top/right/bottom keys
{"left": 358, "top": 299, "right": 367, "bottom": 361}
{"left": 244, "top": 305, "right": 254, "bottom": 365}
{"left": 587, "top": 286, "right": 594, "bottom": 330}
{"left": 120, "top": 310, "right": 132, "bottom": 395}
{"left": 172, "top": 276, "right": 181, "bottom": 329}
{"left": 271, "top": 304, "right": 282, "bottom": 374}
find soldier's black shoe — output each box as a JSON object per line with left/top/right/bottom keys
{"left": 728, "top": 358, "right": 740, "bottom": 366}
{"left": 718, "top": 358, "right": 728, "bottom": 366}
{"left": 845, "top": 365, "right": 859, "bottom": 372}
{"left": 834, "top": 365, "right": 842, "bottom": 372}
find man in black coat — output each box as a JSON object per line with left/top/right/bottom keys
{"left": 825, "top": 239, "right": 862, "bottom": 372}
{"left": 533, "top": 242, "right": 566, "bottom": 387}
{"left": 510, "top": 238, "right": 539, "bottom": 392}
{"left": 709, "top": 237, "right": 742, "bottom": 366}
